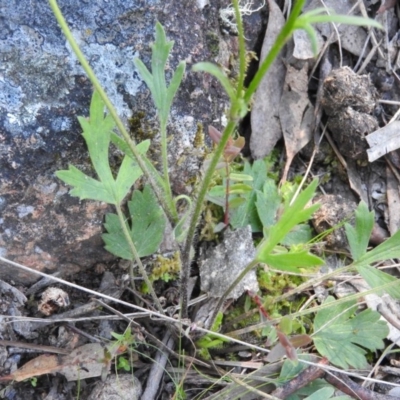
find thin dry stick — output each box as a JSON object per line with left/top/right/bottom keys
{"left": 320, "top": 0, "right": 343, "bottom": 66}
{"left": 94, "top": 299, "right": 209, "bottom": 369}
{"left": 0, "top": 340, "right": 70, "bottom": 355}
{"left": 385, "top": 155, "right": 400, "bottom": 184}
{"left": 325, "top": 370, "right": 398, "bottom": 400}
{"left": 356, "top": 38, "right": 382, "bottom": 74}
{"left": 0, "top": 255, "right": 175, "bottom": 322}
{"left": 289, "top": 124, "right": 327, "bottom": 206}
{"left": 2, "top": 263, "right": 399, "bottom": 389}
{"left": 308, "top": 0, "right": 364, "bottom": 82}
{"left": 354, "top": 30, "right": 373, "bottom": 72}
{"left": 141, "top": 331, "right": 175, "bottom": 400}
{"left": 364, "top": 342, "right": 396, "bottom": 388}
{"left": 358, "top": 0, "right": 385, "bottom": 60}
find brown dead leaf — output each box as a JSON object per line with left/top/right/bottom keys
{"left": 0, "top": 354, "right": 60, "bottom": 382}
{"left": 0, "top": 343, "right": 113, "bottom": 383}
{"left": 250, "top": 0, "right": 286, "bottom": 159}
{"left": 346, "top": 159, "right": 369, "bottom": 204}
{"left": 279, "top": 63, "right": 314, "bottom": 183}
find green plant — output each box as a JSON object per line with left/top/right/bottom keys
{"left": 195, "top": 312, "right": 229, "bottom": 359}
{"left": 29, "top": 377, "right": 37, "bottom": 388}
{"left": 313, "top": 296, "right": 388, "bottom": 369}
{"left": 46, "top": 0, "right": 394, "bottom": 395}
{"left": 49, "top": 0, "right": 382, "bottom": 317}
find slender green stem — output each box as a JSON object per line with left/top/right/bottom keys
{"left": 244, "top": 0, "right": 306, "bottom": 103}
{"left": 233, "top": 0, "right": 247, "bottom": 97}
{"left": 48, "top": 0, "right": 178, "bottom": 226}
{"left": 179, "top": 0, "right": 250, "bottom": 319}
{"left": 180, "top": 119, "right": 238, "bottom": 318}
{"left": 160, "top": 121, "right": 174, "bottom": 211}
{"left": 115, "top": 204, "right": 164, "bottom": 314}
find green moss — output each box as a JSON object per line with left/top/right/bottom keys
{"left": 150, "top": 251, "right": 181, "bottom": 282}
{"left": 128, "top": 111, "right": 154, "bottom": 140}
{"left": 205, "top": 31, "right": 220, "bottom": 59}
{"left": 194, "top": 122, "right": 205, "bottom": 150}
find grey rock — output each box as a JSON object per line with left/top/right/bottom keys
{"left": 200, "top": 226, "right": 259, "bottom": 299}
{"left": 88, "top": 374, "right": 142, "bottom": 400}
{"left": 0, "top": 0, "right": 227, "bottom": 284}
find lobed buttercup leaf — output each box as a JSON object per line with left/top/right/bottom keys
{"left": 103, "top": 185, "right": 166, "bottom": 259}
{"left": 313, "top": 296, "right": 388, "bottom": 369}
{"left": 56, "top": 91, "right": 145, "bottom": 205}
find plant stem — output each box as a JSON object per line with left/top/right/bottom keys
{"left": 224, "top": 161, "right": 230, "bottom": 226}
{"left": 47, "top": 0, "right": 178, "bottom": 226}
{"left": 233, "top": 0, "right": 246, "bottom": 98}
{"left": 244, "top": 0, "right": 306, "bottom": 103}
{"left": 160, "top": 121, "right": 174, "bottom": 213}
{"left": 115, "top": 204, "right": 164, "bottom": 314}
{"left": 180, "top": 119, "right": 238, "bottom": 318}
{"left": 180, "top": 0, "right": 249, "bottom": 319}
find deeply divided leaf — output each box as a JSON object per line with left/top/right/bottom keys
{"left": 103, "top": 185, "right": 166, "bottom": 259}
{"left": 134, "top": 22, "right": 185, "bottom": 127}
{"left": 313, "top": 296, "right": 388, "bottom": 369}
{"left": 56, "top": 91, "right": 143, "bottom": 205}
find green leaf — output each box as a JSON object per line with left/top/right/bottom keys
{"left": 110, "top": 134, "right": 150, "bottom": 161}
{"left": 115, "top": 155, "right": 143, "bottom": 203}
{"left": 230, "top": 159, "right": 267, "bottom": 232}
{"left": 102, "top": 185, "right": 166, "bottom": 259}
{"left": 357, "top": 265, "right": 400, "bottom": 299}
{"left": 345, "top": 201, "right": 374, "bottom": 261}
{"left": 196, "top": 312, "right": 229, "bottom": 349}
{"left": 228, "top": 183, "right": 253, "bottom": 194}
{"left": 56, "top": 91, "right": 143, "bottom": 205}
{"left": 294, "top": 10, "right": 382, "bottom": 56}
{"left": 192, "top": 62, "right": 236, "bottom": 101}
{"left": 257, "top": 180, "right": 320, "bottom": 259}
{"left": 281, "top": 224, "right": 312, "bottom": 246}
{"left": 292, "top": 380, "right": 348, "bottom": 400}
{"left": 56, "top": 165, "right": 115, "bottom": 204}
{"left": 263, "top": 250, "right": 323, "bottom": 273}
{"left": 313, "top": 296, "right": 388, "bottom": 369}
{"left": 229, "top": 173, "right": 253, "bottom": 182}
{"left": 134, "top": 22, "right": 185, "bottom": 127}
{"left": 255, "top": 179, "right": 281, "bottom": 229}
{"left": 356, "top": 228, "right": 400, "bottom": 266}
{"left": 303, "top": 387, "right": 334, "bottom": 400}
